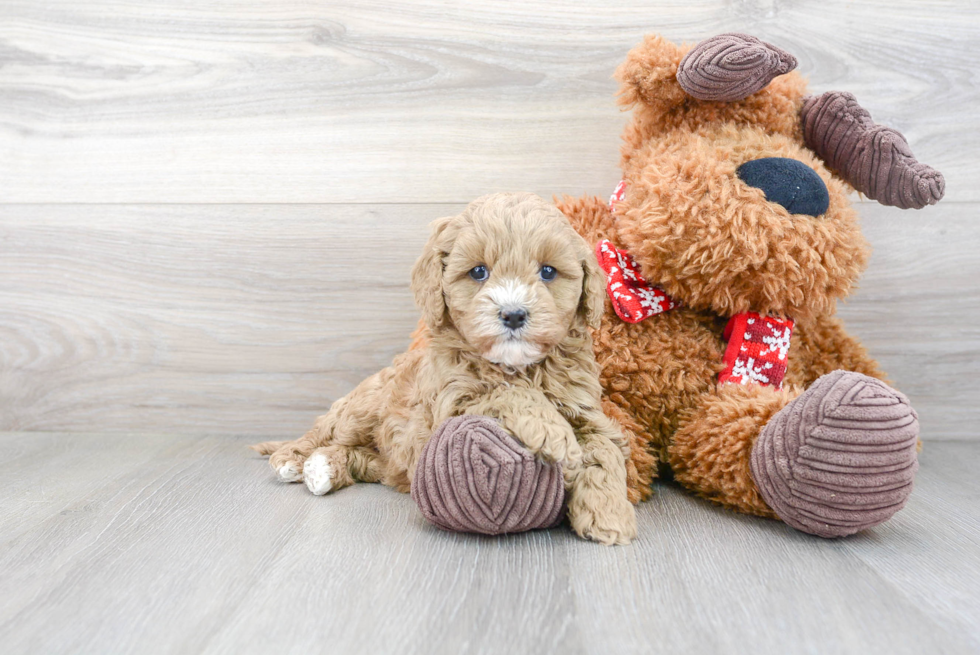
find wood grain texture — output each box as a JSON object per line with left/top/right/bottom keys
{"left": 2, "top": 201, "right": 977, "bottom": 439}
{"left": 1, "top": 4, "right": 976, "bottom": 653}
{"left": 0, "top": 0, "right": 975, "bottom": 203}
{"left": 0, "top": 433, "right": 977, "bottom": 654}
{"left": 0, "top": 203, "right": 451, "bottom": 435}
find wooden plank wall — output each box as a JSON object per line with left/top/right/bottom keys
{"left": 1, "top": 1, "right": 978, "bottom": 438}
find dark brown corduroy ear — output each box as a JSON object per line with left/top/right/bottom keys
{"left": 676, "top": 33, "right": 797, "bottom": 102}
{"left": 801, "top": 91, "right": 945, "bottom": 209}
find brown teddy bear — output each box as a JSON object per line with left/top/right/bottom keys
{"left": 557, "top": 33, "right": 945, "bottom": 537}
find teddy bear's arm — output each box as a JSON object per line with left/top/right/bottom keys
{"left": 788, "top": 314, "right": 888, "bottom": 387}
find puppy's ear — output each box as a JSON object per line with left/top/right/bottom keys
{"left": 579, "top": 247, "right": 607, "bottom": 329}
{"left": 411, "top": 215, "right": 454, "bottom": 329}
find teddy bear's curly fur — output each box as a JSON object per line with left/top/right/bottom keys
{"left": 557, "top": 33, "right": 940, "bottom": 537}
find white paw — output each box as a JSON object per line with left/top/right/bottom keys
{"left": 304, "top": 453, "right": 333, "bottom": 496}
{"left": 277, "top": 462, "right": 303, "bottom": 482}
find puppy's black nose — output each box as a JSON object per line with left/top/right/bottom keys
{"left": 736, "top": 157, "right": 830, "bottom": 217}
{"left": 500, "top": 309, "right": 527, "bottom": 330}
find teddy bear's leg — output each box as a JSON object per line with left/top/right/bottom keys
{"left": 752, "top": 371, "right": 919, "bottom": 537}
{"left": 670, "top": 371, "right": 919, "bottom": 537}
{"left": 668, "top": 383, "right": 793, "bottom": 518}
{"left": 411, "top": 415, "right": 565, "bottom": 535}
{"left": 789, "top": 315, "right": 888, "bottom": 386}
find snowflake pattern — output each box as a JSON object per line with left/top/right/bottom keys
{"left": 595, "top": 240, "right": 678, "bottom": 324}
{"left": 729, "top": 357, "right": 774, "bottom": 385}
{"left": 761, "top": 324, "right": 792, "bottom": 361}
{"left": 595, "top": 187, "right": 796, "bottom": 389}
{"left": 719, "top": 312, "right": 795, "bottom": 389}
{"left": 609, "top": 179, "right": 627, "bottom": 211}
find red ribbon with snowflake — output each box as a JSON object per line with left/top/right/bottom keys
{"left": 601, "top": 182, "right": 793, "bottom": 388}
{"left": 609, "top": 179, "right": 628, "bottom": 211}
{"left": 718, "top": 312, "right": 794, "bottom": 388}
{"left": 595, "top": 240, "right": 678, "bottom": 323}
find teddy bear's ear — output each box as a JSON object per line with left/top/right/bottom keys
{"left": 675, "top": 33, "right": 796, "bottom": 102}
{"left": 616, "top": 33, "right": 797, "bottom": 113}
{"left": 614, "top": 34, "right": 688, "bottom": 113}
{"left": 411, "top": 215, "right": 455, "bottom": 329}
{"left": 579, "top": 246, "right": 607, "bottom": 330}
{"left": 801, "top": 91, "right": 945, "bottom": 209}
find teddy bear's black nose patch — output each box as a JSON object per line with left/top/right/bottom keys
{"left": 736, "top": 157, "right": 830, "bottom": 217}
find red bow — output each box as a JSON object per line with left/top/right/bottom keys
{"left": 595, "top": 239, "right": 792, "bottom": 389}
{"left": 718, "top": 312, "right": 794, "bottom": 389}
{"left": 595, "top": 240, "right": 678, "bottom": 323}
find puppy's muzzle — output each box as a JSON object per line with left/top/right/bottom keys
{"left": 500, "top": 308, "right": 527, "bottom": 330}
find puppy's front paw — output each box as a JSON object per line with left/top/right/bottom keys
{"left": 509, "top": 416, "right": 582, "bottom": 466}
{"left": 568, "top": 498, "right": 636, "bottom": 546}
{"left": 303, "top": 452, "right": 334, "bottom": 495}
{"left": 567, "top": 486, "right": 637, "bottom": 546}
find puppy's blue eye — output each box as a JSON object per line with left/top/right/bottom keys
{"left": 540, "top": 265, "right": 557, "bottom": 281}
{"left": 469, "top": 265, "right": 489, "bottom": 282}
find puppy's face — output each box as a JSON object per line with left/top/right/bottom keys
{"left": 412, "top": 193, "right": 604, "bottom": 368}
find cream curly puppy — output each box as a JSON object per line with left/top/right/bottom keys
{"left": 253, "top": 193, "right": 636, "bottom": 545}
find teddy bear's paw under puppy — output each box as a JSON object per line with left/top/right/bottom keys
{"left": 751, "top": 370, "right": 919, "bottom": 538}
{"left": 412, "top": 416, "right": 566, "bottom": 534}
{"left": 303, "top": 452, "right": 335, "bottom": 496}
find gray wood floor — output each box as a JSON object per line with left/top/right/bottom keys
{"left": 0, "top": 434, "right": 977, "bottom": 655}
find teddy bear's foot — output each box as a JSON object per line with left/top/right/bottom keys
{"left": 750, "top": 370, "right": 919, "bottom": 538}
{"left": 411, "top": 415, "right": 565, "bottom": 535}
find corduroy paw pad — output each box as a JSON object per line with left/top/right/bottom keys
{"left": 750, "top": 370, "right": 919, "bottom": 538}
{"left": 411, "top": 415, "right": 566, "bottom": 535}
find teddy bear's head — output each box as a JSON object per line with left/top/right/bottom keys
{"left": 611, "top": 34, "right": 944, "bottom": 323}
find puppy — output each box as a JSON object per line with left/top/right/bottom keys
{"left": 253, "top": 193, "right": 636, "bottom": 545}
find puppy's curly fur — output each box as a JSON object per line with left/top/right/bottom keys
{"left": 253, "top": 193, "right": 637, "bottom": 545}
